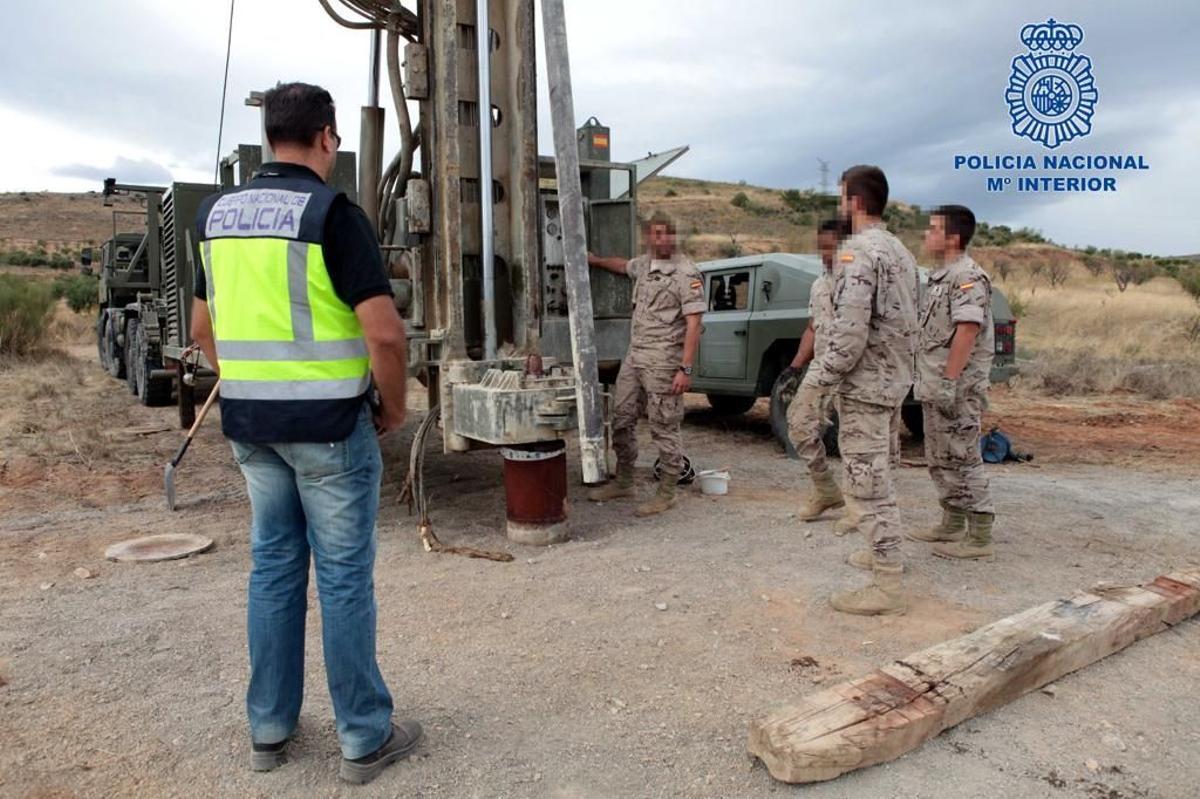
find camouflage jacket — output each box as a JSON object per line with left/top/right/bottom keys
{"left": 913, "top": 253, "right": 994, "bottom": 400}
{"left": 625, "top": 252, "right": 706, "bottom": 368}
{"left": 809, "top": 269, "right": 834, "bottom": 360}
{"left": 803, "top": 222, "right": 917, "bottom": 407}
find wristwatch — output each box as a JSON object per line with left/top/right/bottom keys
{"left": 678, "top": 365, "right": 693, "bottom": 376}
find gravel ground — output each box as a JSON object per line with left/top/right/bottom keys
{"left": 2, "top": 380, "right": 1198, "bottom": 798}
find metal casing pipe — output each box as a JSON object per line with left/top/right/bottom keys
{"left": 476, "top": 0, "right": 497, "bottom": 359}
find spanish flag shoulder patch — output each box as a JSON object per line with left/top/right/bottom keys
{"left": 689, "top": 279, "right": 703, "bottom": 289}
{"left": 839, "top": 253, "right": 855, "bottom": 263}
{"left": 959, "top": 282, "right": 975, "bottom": 290}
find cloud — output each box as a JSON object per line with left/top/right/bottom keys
{"left": 3, "top": 0, "right": 1198, "bottom": 254}
{"left": 52, "top": 156, "right": 174, "bottom": 186}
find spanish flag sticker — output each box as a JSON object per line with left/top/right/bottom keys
{"left": 840, "top": 253, "right": 855, "bottom": 263}
{"left": 690, "top": 279, "right": 703, "bottom": 290}
{"left": 960, "top": 282, "right": 975, "bottom": 290}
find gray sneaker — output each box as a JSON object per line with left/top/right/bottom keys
{"left": 339, "top": 720, "right": 423, "bottom": 785}
{"left": 250, "top": 738, "right": 290, "bottom": 772}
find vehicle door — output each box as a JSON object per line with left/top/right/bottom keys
{"left": 698, "top": 265, "right": 757, "bottom": 380}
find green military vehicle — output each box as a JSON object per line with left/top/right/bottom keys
{"left": 690, "top": 253, "right": 1018, "bottom": 456}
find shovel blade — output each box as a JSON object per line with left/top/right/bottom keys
{"left": 164, "top": 462, "right": 177, "bottom": 511}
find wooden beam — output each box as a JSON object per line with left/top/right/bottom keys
{"left": 748, "top": 568, "right": 1200, "bottom": 784}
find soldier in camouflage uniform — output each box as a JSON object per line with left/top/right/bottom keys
{"left": 586, "top": 213, "right": 706, "bottom": 516}
{"left": 909, "top": 205, "right": 996, "bottom": 558}
{"left": 786, "top": 219, "right": 849, "bottom": 523}
{"left": 801, "top": 165, "right": 918, "bottom": 616}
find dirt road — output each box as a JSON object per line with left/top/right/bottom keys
{"left": 2, "top": 353, "right": 1198, "bottom": 798}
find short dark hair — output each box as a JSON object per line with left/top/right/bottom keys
{"left": 932, "top": 204, "right": 976, "bottom": 249}
{"left": 840, "top": 165, "right": 888, "bottom": 216}
{"left": 643, "top": 212, "right": 676, "bottom": 235}
{"left": 263, "top": 82, "right": 338, "bottom": 148}
{"left": 817, "top": 217, "right": 850, "bottom": 239}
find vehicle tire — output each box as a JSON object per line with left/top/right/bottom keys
{"left": 124, "top": 318, "right": 141, "bottom": 395}
{"left": 104, "top": 313, "right": 126, "bottom": 380}
{"left": 769, "top": 369, "right": 840, "bottom": 459}
{"left": 900, "top": 403, "right": 924, "bottom": 441}
{"left": 137, "top": 327, "right": 173, "bottom": 407}
{"left": 704, "top": 393, "right": 756, "bottom": 416}
{"left": 95, "top": 309, "right": 108, "bottom": 369}
{"left": 769, "top": 369, "right": 802, "bottom": 459}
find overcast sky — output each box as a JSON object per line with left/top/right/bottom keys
{"left": 1, "top": 1, "right": 1195, "bottom": 255}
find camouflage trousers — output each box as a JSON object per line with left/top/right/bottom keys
{"left": 837, "top": 397, "right": 902, "bottom": 566}
{"left": 611, "top": 359, "right": 685, "bottom": 474}
{"left": 789, "top": 388, "right": 900, "bottom": 476}
{"left": 922, "top": 395, "right": 994, "bottom": 513}
{"left": 786, "top": 384, "right": 833, "bottom": 475}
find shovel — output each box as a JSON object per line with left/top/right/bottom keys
{"left": 165, "top": 379, "right": 221, "bottom": 511}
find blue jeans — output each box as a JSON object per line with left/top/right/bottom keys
{"left": 231, "top": 406, "right": 393, "bottom": 760}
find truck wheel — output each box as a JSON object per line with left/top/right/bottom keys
{"left": 769, "top": 369, "right": 840, "bottom": 459}
{"left": 95, "top": 310, "right": 108, "bottom": 368}
{"left": 769, "top": 369, "right": 801, "bottom": 459}
{"left": 104, "top": 314, "right": 126, "bottom": 380}
{"left": 124, "top": 318, "right": 141, "bottom": 395}
{"left": 705, "top": 394, "right": 756, "bottom": 416}
{"left": 137, "top": 328, "right": 173, "bottom": 407}
{"left": 900, "top": 403, "right": 924, "bottom": 441}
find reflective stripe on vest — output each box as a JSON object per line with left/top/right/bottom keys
{"left": 201, "top": 186, "right": 368, "bottom": 401}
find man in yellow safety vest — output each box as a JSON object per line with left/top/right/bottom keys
{"left": 190, "top": 81, "right": 418, "bottom": 786}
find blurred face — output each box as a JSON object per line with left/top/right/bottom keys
{"left": 924, "top": 215, "right": 951, "bottom": 261}
{"left": 817, "top": 231, "right": 839, "bottom": 270}
{"left": 647, "top": 223, "right": 676, "bottom": 258}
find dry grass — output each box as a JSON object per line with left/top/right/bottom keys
{"left": 992, "top": 265, "right": 1200, "bottom": 398}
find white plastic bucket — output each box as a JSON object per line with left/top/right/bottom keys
{"left": 696, "top": 469, "right": 730, "bottom": 496}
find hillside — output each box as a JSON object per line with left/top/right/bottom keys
{"left": 4, "top": 179, "right": 1199, "bottom": 397}
{"left": 0, "top": 191, "right": 145, "bottom": 254}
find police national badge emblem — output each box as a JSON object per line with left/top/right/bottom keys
{"left": 1005, "top": 19, "right": 1098, "bottom": 149}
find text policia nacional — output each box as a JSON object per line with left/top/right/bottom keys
{"left": 954, "top": 154, "right": 1150, "bottom": 193}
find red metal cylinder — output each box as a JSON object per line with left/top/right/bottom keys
{"left": 502, "top": 440, "right": 568, "bottom": 526}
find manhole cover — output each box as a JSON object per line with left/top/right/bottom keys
{"left": 105, "top": 533, "right": 214, "bottom": 563}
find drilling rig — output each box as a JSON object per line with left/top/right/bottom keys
{"left": 89, "top": 0, "right": 688, "bottom": 544}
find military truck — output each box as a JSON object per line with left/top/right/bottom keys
{"left": 89, "top": 179, "right": 214, "bottom": 408}
{"left": 690, "top": 253, "right": 1018, "bottom": 456}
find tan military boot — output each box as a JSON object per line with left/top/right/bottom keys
{"left": 933, "top": 512, "right": 995, "bottom": 560}
{"left": 587, "top": 463, "right": 635, "bottom": 502}
{"left": 829, "top": 563, "right": 907, "bottom": 616}
{"left": 635, "top": 472, "right": 678, "bottom": 517}
{"left": 847, "top": 549, "right": 906, "bottom": 572}
{"left": 846, "top": 549, "right": 875, "bottom": 571}
{"left": 798, "top": 468, "right": 845, "bottom": 521}
{"left": 906, "top": 502, "right": 967, "bottom": 543}
{"left": 833, "top": 512, "right": 858, "bottom": 537}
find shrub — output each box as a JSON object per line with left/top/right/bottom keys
{"left": 52, "top": 274, "right": 100, "bottom": 313}
{"left": 731, "top": 192, "right": 750, "bottom": 209}
{"left": 1007, "top": 290, "right": 1032, "bottom": 319}
{"left": 1177, "top": 266, "right": 1200, "bottom": 306}
{"left": 664, "top": 188, "right": 678, "bottom": 198}
{"left": 0, "top": 274, "right": 56, "bottom": 355}
{"left": 719, "top": 233, "right": 743, "bottom": 258}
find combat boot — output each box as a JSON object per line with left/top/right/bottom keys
{"left": 906, "top": 502, "right": 966, "bottom": 543}
{"left": 846, "top": 549, "right": 905, "bottom": 572}
{"left": 846, "top": 549, "right": 874, "bottom": 571}
{"left": 933, "top": 512, "right": 995, "bottom": 560}
{"left": 798, "top": 468, "right": 845, "bottom": 521}
{"left": 588, "top": 463, "right": 636, "bottom": 502}
{"left": 833, "top": 509, "right": 858, "bottom": 537}
{"left": 829, "top": 563, "right": 907, "bottom": 616}
{"left": 635, "top": 472, "right": 678, "bottom": 517}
